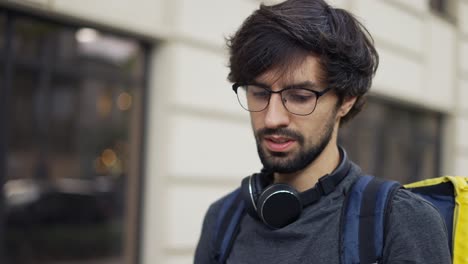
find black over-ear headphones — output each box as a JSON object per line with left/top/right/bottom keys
{"left": 240, "top": 149, "right": 350, "bottom": 229}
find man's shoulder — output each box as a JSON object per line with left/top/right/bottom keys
{"left": 197, "top": 187, "right": 243, "bottom": 245}
{"left": 388, "top": 188, "right": 446, "bottom": 227}
{"left": 382, "top": 189, "right": 451, "bottom": 263}
{"left": 392, "top": 188, "right": 441, "bottom": 213}
{"left": 205, "top": 187, "right": 243, "bottom": 221}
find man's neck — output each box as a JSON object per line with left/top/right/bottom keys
{"left": 273, "top": 142, "right": 341, "bottom": 192}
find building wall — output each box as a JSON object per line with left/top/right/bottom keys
{"left": 456, "top": 0, "right": 468, "bottom": 176}
{"left": 1, "top": 0, "right": 466, "bottom": 263}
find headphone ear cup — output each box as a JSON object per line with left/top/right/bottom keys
{"left": 241, "top": 175, "right": 260, "bottom": 220}
{"left": 257, "top": 184, "right": 302, "bottom": 229}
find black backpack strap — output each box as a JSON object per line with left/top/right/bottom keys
{"left": 212, "top": 188, "right": 245, "bottom": 264}
{"left": 341, "top": 176, "right": 400, "bottom": 264}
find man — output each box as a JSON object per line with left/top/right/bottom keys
{"left": 195, "top": 0, "right": 451, "bottom": 263}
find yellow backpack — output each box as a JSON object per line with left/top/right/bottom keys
{"left": 405, "top": 176, "right": 468, "bottom": 264}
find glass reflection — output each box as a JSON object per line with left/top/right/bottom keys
{"left": 1, "top": 12, "right": 146, "bottom": 264}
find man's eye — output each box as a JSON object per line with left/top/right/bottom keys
{"left": 253, "top": 91, "right": 269, "bottom": 97}
{"left": 249, "top": 88, "right": 269, "bottom": 99}
{"left": 288, "top": 94, "right": 314, "bottom": 103}
{"left": 286, "top": 90, "right": 315, "bottom": 103}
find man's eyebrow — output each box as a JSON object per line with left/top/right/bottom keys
{"left": 283, "top": 81, "right": 319, "bottom": 90}
{"left": 250, "top": 80, "right": 319, "bottom": 90}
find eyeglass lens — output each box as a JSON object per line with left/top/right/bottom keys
{"left": 236, "top": 85, "right": 319, "bottom": 115}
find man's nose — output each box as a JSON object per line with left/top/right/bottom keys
{"left": 264, "top": 94, "right": 290, "bottom": 128}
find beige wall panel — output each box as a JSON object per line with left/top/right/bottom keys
{"left": 166, "top": 184, "right": 235, "bottom": 248}
{"left": 170, "top": 43, "right": 243, "bottom": 115}
{"left": 260, "top": 0, "right": 286, "bottom": 4}
{"left": 141, "top": 46, "right": 175, "bottom": 264}
{"left": 261, "top": 0, "right": 349, "bottom": 8}
{"left": 460, "top": 80, "right": 468, "bottom": 112}
{"left": 165, "top": 255, "right": 193, "bottom": 264}
{"left": 460, "top": 41, "right": 468, "bottom": 75}
{"left": 354, "top": 0, "right": 424, "bottom": 55}
{"left": 424, "top": 17, "right": 456, "bottom": 111}
{"left": 167, "top": 114, "right": 261, "bottom": 179}
{"left": 327, "top": 0, "right": 350, "bottom": 8}
{"left": 372, "top": 48, "right": 423, "bottom": 101}
{"left": 175, "top": 0, "right": 257, "bottom": 46}
{"left": 387, "top": 0, "right": 429, "bottom": 13}
{"left": 456, "top": 117, "right": 468, "bottom": 150}
{"left": 459, "top": 1, "right": 468, "bottom": 36}
{"left": 454, "top": 155, "right": 468, "bottom": 176}
{"left": 52, "top": 0, "right": 166, "bottom": 37}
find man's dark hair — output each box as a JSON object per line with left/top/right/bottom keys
{"left": 227, "top": 0, "right": 379, "bottom": 123}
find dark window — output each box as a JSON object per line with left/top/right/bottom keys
{"left": 0, "top": 9, "right": 148, "bottom": 264}
{"left": 430, "top": 0, "right": 447, "bottom": 14}
{"left": 429, "top": 0, "right": 455, "bottom": 23}
{"left": 339, "top": 98, "right": 443, "bottom": 183}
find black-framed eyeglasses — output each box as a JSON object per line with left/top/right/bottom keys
{"left": 232, "top": 83, "right": 333, "bottom": 116}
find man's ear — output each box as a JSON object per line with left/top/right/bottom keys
{"left": 338, "top": 96, "right": 357, "bottom": 118}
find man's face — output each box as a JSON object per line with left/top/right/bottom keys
{"left": 250, "top": 56, "right": 341, "bottom": 174}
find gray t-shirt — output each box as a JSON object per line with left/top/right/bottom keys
{"left": 194, "top": 163, "right": 451, "bottom": 264}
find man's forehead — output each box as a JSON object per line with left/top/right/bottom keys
{"left": 254, "top": 55, "right": 322, "bottom": 87}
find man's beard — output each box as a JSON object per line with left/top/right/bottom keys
{"left": 254, "top": 114, "right": 336, "bottom": 174}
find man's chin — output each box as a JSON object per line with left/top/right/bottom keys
{"left": 260, "top": 150, "right": 319, "bottom": 174}
{"left": 261, "top": 156, "right": 299, "bottom": 173}
{"left": 267, "top": 150, "right": 290, "bottom": 158}
{"left": 257, "top": 146, "right": 301, "bottom": 172}
{"left": 262, "top": 163, "right": 300, "bottom": 174}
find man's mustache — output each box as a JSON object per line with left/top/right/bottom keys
{"left": 255, "top": 128, "right": 304, "bottom": 145}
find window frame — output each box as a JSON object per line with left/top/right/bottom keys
{"left": 0, "top": 6, "right": 151, "bottom": 264}
{"left": 339, "top": 96, "right": 444, "bottom": 183}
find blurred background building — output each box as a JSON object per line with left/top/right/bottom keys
{"left": 0, "top": 0, "right": 466, "bottom": 263}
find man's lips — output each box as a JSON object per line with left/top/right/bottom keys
{"left": 263, "top": 136, "right": 296, "bottom": 152}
